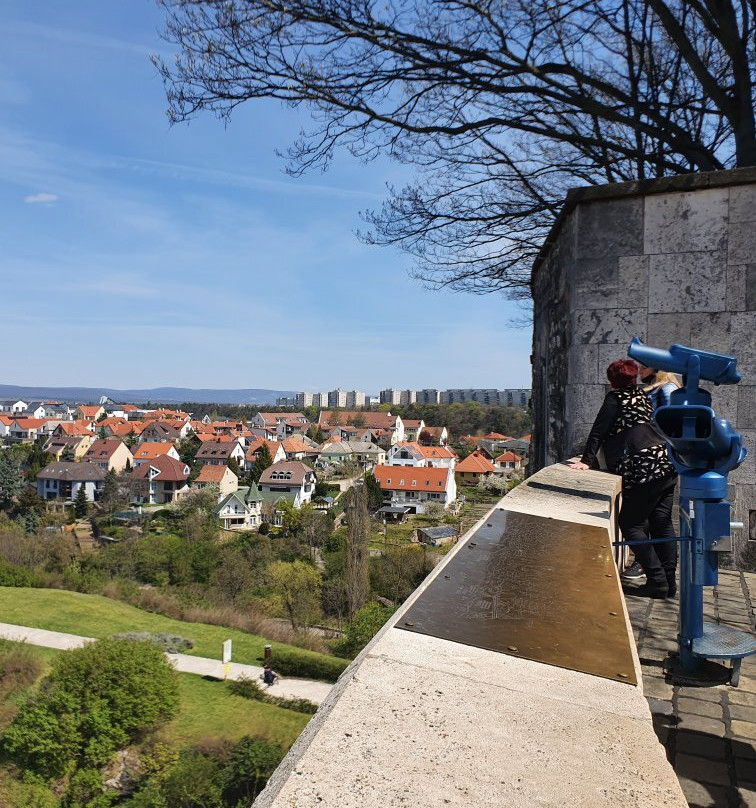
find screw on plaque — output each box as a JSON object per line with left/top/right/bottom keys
{"left": 609, "top": 612, "right": 618, "bottom": 616}
{"left": 404, "top": 621, "right": 414, "bottom": 627}
{"left": 444, "top": 574, "right": 451, "bottom": 579}
{"left": 617, "top": 673, "right": 629, "bottom": 679}
{"left": 507, "top": 645, "right": 519, "bottom": 652}
{"left": 468, "top": 542, "right": 477, "bottom": 547}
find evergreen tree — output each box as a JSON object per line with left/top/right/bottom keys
{"left": 60, "top": 445, "right": 75, "bottom": 462}
{"left": 227, "top": 456, "right": 242, "bottom": 477}
{"left": 251, "top": 443, "right": 273, "bottom": 483}
{"left": 73, "top": 485, "right": 89, "bottom": 518}
{"left": 0, "top": 454, "right": 23, "bottom": 511}
{"left": 344, "top": 484, "right": 370, "bottom": 619}
{"left": 363, "top": 472, "right": 384, "bottom": 513}
{"left": 100, "top": 469, "right": 123, "bottom": 513}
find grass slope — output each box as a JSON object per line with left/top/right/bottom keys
{"left": 0, "top": 587, "right": 338, "bottom": 674}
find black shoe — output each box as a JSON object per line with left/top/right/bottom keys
{"left": 623, "top": 581, "right": 668, "bottom": 599}
{"left": 620, "top": 561, "right": 646, "bottom": 580}
{"left": 666, "top": 577, "right": 677, "bottom": 598}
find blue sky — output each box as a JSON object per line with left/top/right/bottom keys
{"left": 0, "top": 1, "right": 532, "bottom": 393}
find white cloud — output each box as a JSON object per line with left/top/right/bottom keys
{"left": 24, "top": 192, "right": 58, "bottom": 204}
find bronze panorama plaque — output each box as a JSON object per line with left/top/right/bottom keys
{"left": 398, "top": 508, "right": 637, "bottom": 685}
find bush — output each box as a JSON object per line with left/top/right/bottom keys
{"left": 333, "top": 601, "right": 395, "bottom": 659}
{"left": 258, "top": 522, "right": 270, "bottom": 536}
{"left": 221, "top": 735, "right": 284, "bottom": 806}
{"left": 227, "top": 676, "right": 318, "bottom": 715}
{"left": 2, "top": 638, "right": 179, "bottom": 781}
{"left": 267, "top": 647, "right": 348, "bottom": 683}
{"left": 0, "top": 560, "right": 35, "bottom": 587}
{"left": 111, "top": 632, "right": 194, "bottom": 653}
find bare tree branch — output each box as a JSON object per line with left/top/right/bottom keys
{"left": 154, "top": 0, "right": 755, "bottom": 295}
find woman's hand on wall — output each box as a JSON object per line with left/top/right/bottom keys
{"left": 567, "top": 461, "right": 589, "bottom": 471}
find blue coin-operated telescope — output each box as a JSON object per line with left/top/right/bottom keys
{"left": 628, "top": 338, "right": 753, "bottom": 684}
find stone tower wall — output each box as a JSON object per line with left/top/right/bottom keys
{"left": 531, "top": 168, "right": 756, "bottom": 566}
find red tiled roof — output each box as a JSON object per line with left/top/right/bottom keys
{"left": 495, "top": 451, "right": 522, "bottom": 463}
{"left": 132, "top": 442, "right": 174, "bottom": 460}
{"left": 245, "top": 438, "right": 282, "bottom": 460}
{"left": 55, "top": 420, "right": 94, "bottom": 436}
{"left": 84, "top": 439, "right": 126, "bottom": 459}
{"left": 11, "top": 418, "right": 46, "bottom": 429}
{"left": 131, "top": 455, "right": 189, "bottom": 482}
{"left": 282, "top": 438, "right": 314, "bottom": 453}
{"left": 77, "top": 405, "right": 101, "bottom": 418}
{"left": 195, "top": 464, "right": 234, "bottom": 483}
{"left": 484, "top": 432, "right": 512, "bottom": 440}
{"left": 108, "top": 422, "right": 143, "bottom": 437}
{"left": 456, "top": 451, "right": 495, "bottom": 474}
{"left": 318, "top": 411, "right": 397, "bottom": 430}
{"left": 373, "top": 465, "right": 449, "bottom": 492}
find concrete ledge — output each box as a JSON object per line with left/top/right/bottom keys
{"left": 254, "top": 465, "right": 686, "bottom": 807}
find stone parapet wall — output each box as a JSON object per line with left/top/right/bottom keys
{"left": 531, "top": 168, "right": 756, "bottom": 567}
{"left": 253, "top": 465, "right": 685, "bottom": 808}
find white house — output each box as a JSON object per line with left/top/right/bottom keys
{"left": 386, "top": 442, "right": 457, "bottom": 469}
{"left": 214, "top": 484, "right": 264, "bottom": 530}
{"left": 258, "top": 461, "right": 316, "bottom": 507}
{"left": 37, "top": 462, "right": 105, "bottom": 502}
{"left": 372, "top": 465, "right": 457, "bottom": 515}
{"left": 129, "top": 456, "right": 191, "bottom": 505}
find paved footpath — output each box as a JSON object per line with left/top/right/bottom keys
{"left": 626, "top": 570, "right": 756, "bottom": 808}
{"left": 0, "top": 622, "right": 334, "bottom": 705}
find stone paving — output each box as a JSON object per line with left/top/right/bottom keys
{"left": 626, "top": 570, "right": 756, "bottom": 808}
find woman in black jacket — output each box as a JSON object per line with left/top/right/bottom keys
{"left": 569, "top": 359, "right": 677, "bottom": 598}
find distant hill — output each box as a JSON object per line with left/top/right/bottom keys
{"left": 0, "top": 384, "right": 295, "bottom": 406}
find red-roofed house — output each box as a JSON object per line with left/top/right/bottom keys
{"left": 53, "top": 420, "right": 96, "bottom": 438}
{"left": 281, "top": 437, "right": 319, "bottom": 461}
{"left": 194, "top": 464, "right": 239, "bottom": 498}
{"left": 83, "top": 439, "right": 133, "bottom": 472}
{"left": 456, "top": 450, "right": 496, "bottom": 484}
{"left": 130, "top": 442, "right": 180, "bottom": 466}
{"left": 8, "top": 418, "right": 47, "bottom": 443}
{"left": 196, "top": 441, "right": 245, "bottom": 467}
{"left": 372, "top": 465, "right": 456, "bottom": 514}
{"left": 419, "top": 425, "right": 449, "bottom": 446}
{"left": 317, "top": 411, "right": 404, "bottom": 445}
{"left": 129, "top": 456, "right": 191, "bottom": 505}
{"left": 74, "top": 404, "right": 105, "bottom": 421}
{"left": 0, "top": 415, "right": 13, "bottom": 439}
{"left": 401, "top": 419, "right": 425, "bottom": 442}
{"left": 244, "top": 439, "right": 286, "bottom": 471}
{"left": 494, "top": 451, "right": 523, "bottom": 472}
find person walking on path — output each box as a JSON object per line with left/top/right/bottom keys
{"left": 568, "top": 359, "right": 678, "bottom": 599}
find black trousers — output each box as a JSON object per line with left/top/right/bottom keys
{"left": 619, "top": 476, "right": 677, "bottom": 587}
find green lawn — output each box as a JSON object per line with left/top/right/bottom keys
{"left": 0, "top": 587, "right": 335, "bottom": 674}
{"left": 164, "top": 674, "right": 308, "bottom": 748}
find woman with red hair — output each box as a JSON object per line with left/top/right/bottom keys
{"left": 569, "top": 358, "right": 677, "bottom": 598}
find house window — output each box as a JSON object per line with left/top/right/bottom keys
{"left": 411, "top": 480, "right": 416, "bottom": 486}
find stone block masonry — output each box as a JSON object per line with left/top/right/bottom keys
{"left": 531, "top": 167, "right": 756, "bottom": 568}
